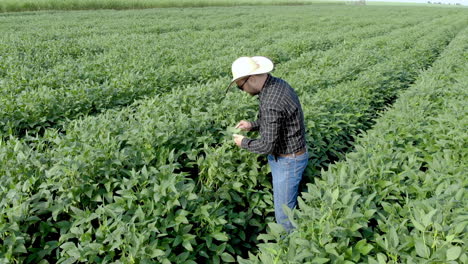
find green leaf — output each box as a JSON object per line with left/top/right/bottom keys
{"left": 415, "top": 238, "right": 430, "bottom": 258}
{"left": 367, "top": 256, "right": 378, "bottom": 264}
{"left": 355, "top": 239, "right": 373, "bottom": 255}
{"left": 60, "top": 242, "right": 77, "bottom": 251}
{"left": 377, "top": 253, "right": 387, "bottom": 264}
{"left": 221, "top": 252, "right": 235, "bottom": 262}
{"left": 212, "top": 232, "right": 229, "bottom": 242}
{"left": 13, "top": 244, "right": 27, "bottom": 254}
{"left": 212, "top": 254, "right": 220, "bottom": 264}
{"left": 226, "top": 126, "right": 242, "bottom": 136}
{"left": 312, "top": 258, "right": 330, "bottom": 264}
{"left": 364, "top": 209, "right": 376, "bottom": 218}
{"left": 350, "top": 223, "right": 362, "bottom": 232}
{"left": 268, "top": 222, "right": 285, "bottom": 237}
{"left": 182, "top": 240, "right": 193, "bottom": 251}
{"left": 150, "top": 249, "right": 165, "bottom": 258}
{"left": 232, "top": 181, "right": 243, "bottom": 192}
{"left": 257, "top": 233, "right": 275, "bottom": 242}
{"left": 411, "top": 218, "right": 425, "bottom": 232}
{"left": 422, "top": 209, "right": 437, "bottom": 227}
{"left": 388, "top": 227, "right": 399, "bottom": 248}
{"left": 331, "top": 188, "right": 339, "bottom": 203}
{"left": 446, "top": 246, "right": 461, "bottom": 261}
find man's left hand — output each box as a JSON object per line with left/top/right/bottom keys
{"left": 233, "top": 134, "right": 244, "bottom": 147}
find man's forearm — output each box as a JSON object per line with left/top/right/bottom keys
{"left": 249, "top": 120, "right": 260, "bottom": 131}
{"left": 240, "top": 137, "right": 274, "bottom": 155}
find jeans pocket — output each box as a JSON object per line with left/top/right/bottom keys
{"left": 268, "top": 154, "right": 276, "bottom": 163}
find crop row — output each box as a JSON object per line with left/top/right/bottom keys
{"left": 0, "top": 6, "right": 446, "bottom": 137}
{"left": 1, "top": 12, "right": 465, "bottom": 263}
{"left": 0, "top": 0, "right": 345, "bottom": 13}
{"left": 245, "top": 26, "right": 468, "bottom": 264}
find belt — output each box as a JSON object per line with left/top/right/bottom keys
{"left": 278, "top": 148, "right": 306, "bottom": 158}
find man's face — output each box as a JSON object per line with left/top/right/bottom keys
{"left": 235, "top": 76, "right": 258, "bottom": 96}
{"left": 236, "top": 76, "right": 249, "bottom": 90}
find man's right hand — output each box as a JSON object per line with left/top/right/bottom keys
{"left": 235, "top": 120, "right": 252, "bottom": 131}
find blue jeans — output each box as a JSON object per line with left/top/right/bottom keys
{"left": 268, "top": 151, "right": 309, "bottom": 233}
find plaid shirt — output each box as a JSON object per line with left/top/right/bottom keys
{"left": 241, "top": 74, "right": 306, "bottom": 155}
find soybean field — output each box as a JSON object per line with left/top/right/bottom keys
{"left": 0, "top": 3, "right": 467, "bottom": 264}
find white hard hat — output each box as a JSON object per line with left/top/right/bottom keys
{"left": 225, "top": 56, "right": 274, "bottom": 93}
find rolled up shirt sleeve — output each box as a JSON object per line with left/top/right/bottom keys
{"left": 241, "top": 107, "right": 282, "bottom": 154}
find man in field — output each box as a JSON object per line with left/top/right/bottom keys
{"left": 226, "top": 56, "right": 308, "bottom": 232}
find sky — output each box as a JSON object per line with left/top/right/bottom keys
{"left": 367, "top": 0, "right": 468, "bottom": 5}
